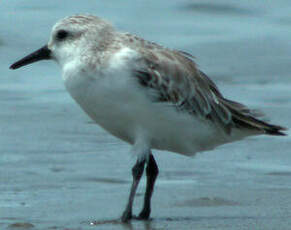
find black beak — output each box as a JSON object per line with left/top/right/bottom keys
{"left": 10, "top": 45, "right": 51, "bottom": 70}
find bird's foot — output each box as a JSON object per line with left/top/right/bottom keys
{"left": 121, "top": 210, "right": 132, "bottom": 223}
{"left": 137, "top": 209, "right": 150, "bottom": 220}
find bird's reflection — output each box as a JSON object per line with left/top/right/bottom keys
{"left": 88, "top": 218, "right": 155, "bottom": 230}
{"left": 122, "top": 219, "right": 154, "bottom": 230}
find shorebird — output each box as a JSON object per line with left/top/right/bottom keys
{"left": 10, "top": 15, "right": 286, "bottom": 222}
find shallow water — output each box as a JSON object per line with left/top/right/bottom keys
{"left": 1, "top": 0, "right": 291, "bottom": 229}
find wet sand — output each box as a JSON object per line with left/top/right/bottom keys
{"left": 1, "top": 0, "right": 291, "bottom": 229}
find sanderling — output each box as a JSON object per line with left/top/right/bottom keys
{"left": 10, "top": 15, "right": 286, "bottom": 222}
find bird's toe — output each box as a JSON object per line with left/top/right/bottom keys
{"left": 137, "top": 209, "right": 150, "bottom": 220}
{"left": 121, "top": 210, "right": 132, "bottom": 223}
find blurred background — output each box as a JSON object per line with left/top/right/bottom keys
{"left": 1, "top": 1, "right": 291, "bottom": 229}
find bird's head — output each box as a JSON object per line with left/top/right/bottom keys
{"left": 10, "top": 15, "right": 114, "bottom": 70}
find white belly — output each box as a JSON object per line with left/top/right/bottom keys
{"left": 63, "top": 70, "right": 238, "bottom": 156}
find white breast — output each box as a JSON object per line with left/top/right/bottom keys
{"left": 62, "top": 47, "right": 237, "bottom": 157}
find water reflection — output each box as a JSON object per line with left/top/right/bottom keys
{"left": 121, "top": 220, "right": 154, "bottom": 230}
{"left": 88, "top": 218, "right": 155, "bottom": 230}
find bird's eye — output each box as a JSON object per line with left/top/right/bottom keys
{"left": 56, "top": 30, "right": 69, "bottom": 40}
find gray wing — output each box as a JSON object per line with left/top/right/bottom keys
{"left": 132, "top": 49, "right": 286, "bottom": 135}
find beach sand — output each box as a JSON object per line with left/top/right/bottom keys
{"left": 1, "top": 0, "right": 291, "bottom": 229}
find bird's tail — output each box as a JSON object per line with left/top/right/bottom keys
{"left": 222, "top": 98, "right": 287, "bottom": 136}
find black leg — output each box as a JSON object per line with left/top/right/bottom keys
{"left": 138, "top": 153, "right": 159, "bottom": 219}
{"left": 121, "top": 159, "right": 145, "bottom": 222}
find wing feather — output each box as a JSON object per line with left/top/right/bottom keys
{"left": 130, "top": 43, "right": 286, "bottom": 136}
{"left": 133, "top": 50, "right": 234, "bottom": 133}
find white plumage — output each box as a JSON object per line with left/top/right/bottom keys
{"left": 10, "top": 15, "right": 286, "bottom": 222}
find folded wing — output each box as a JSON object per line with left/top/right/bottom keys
{"left": 132, "top": 47, "right": 286, "bottom": 136}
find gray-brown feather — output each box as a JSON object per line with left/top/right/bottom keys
{"left": 122, "top": 34, "right": 286, "bottom": 136}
